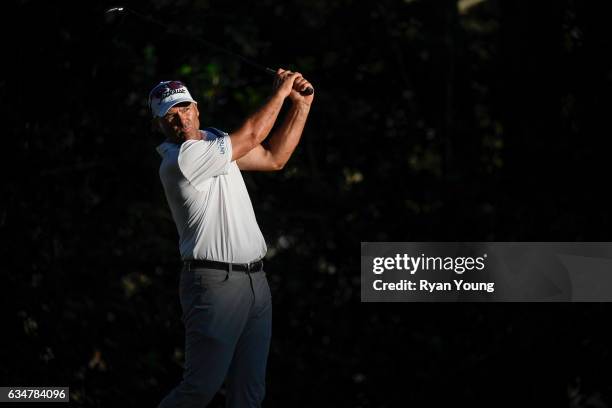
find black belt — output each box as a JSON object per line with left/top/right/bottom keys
{"left": 184, "top": 259, "right": 264, "bottom": 272}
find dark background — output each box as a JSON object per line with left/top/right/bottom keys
{"left": 3, "top": 0, "right": 612, "bottom": 406}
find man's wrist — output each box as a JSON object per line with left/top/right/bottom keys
{"left": 271, "top": 89, "right": 288, "bottom": 102}
{"left": 291, "top": 100, "right": 312, "bottom": 111}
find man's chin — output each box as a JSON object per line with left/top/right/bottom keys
{"left": 179, "top": 130, "right": 199, "bottom": 140}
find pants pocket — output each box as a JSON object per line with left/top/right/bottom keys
{"left": 179, "top": 269, "right": 225, "bottom": 321}
{"left": 194, "top": 269, "right": 229, "bottom": 288}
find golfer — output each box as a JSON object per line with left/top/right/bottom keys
{"left": 152, "top": 69, "right": 313, "bottom": 408}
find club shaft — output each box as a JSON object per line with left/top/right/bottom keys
{"left": 106, "top": 7, "right": 313, "bottom": 95}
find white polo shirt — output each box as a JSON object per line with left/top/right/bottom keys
{"left": 156, "top": 129, "right": 267, "bottom": 263}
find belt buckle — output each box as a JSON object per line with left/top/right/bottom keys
{"left": 244, "top": 259, "right": 261, "bottom": 272}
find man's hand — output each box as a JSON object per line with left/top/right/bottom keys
{"left": 230, "top": 67, "right": 313, "bottom": 164}
{"left": 273, "top": 68, "right": 314, "bottom": 106}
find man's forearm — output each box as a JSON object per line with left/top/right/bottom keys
{"left": 239, "top": 92, "right": 286, "bottom": 146}
{"left": 267, "top": 102, "right": 311, "bottom": 168}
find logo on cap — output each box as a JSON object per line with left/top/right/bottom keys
{"left": 151, "top": 81, "right": 188, "bottom": 105}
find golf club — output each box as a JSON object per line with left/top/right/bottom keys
{"left": 105, "top": 6, "right": 314, "bottom": 96}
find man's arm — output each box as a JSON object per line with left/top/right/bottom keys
{"left": 237, "top": 70, "right": 314, "bottom": 171}
{"left": 230, "top": 69, "right": 304, "bottom": 162}
{"left": 237, "top": 102, "right": 311, "bottom": 171}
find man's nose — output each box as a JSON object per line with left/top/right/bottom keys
{"left": 176, "top": 112, "right": 189, "bottom": 126}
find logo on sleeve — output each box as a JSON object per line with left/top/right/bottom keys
{"left": 216, "top": 136, "right": 226, "bottom": 154}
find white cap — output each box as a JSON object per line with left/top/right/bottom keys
{"left": 148, "top": 80, "right": 197, "bottom": 118}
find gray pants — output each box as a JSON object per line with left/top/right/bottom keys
{"left": 158, "top": 263, "right": 273, "bottom": 408}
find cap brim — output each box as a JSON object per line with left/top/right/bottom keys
{"left": 154, "top": 97, "right": 197, "bottom": 118}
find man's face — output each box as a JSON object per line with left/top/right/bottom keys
{"left": 156, "top": 101, "right": 200, "bottom": 141}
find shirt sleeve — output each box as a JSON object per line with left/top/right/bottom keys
{"left": 177, "top": 135, "right": 233, "bottom": 187}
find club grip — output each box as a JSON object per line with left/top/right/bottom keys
{"left": 299, "top": 87, "right": 314, "bottom": 96}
